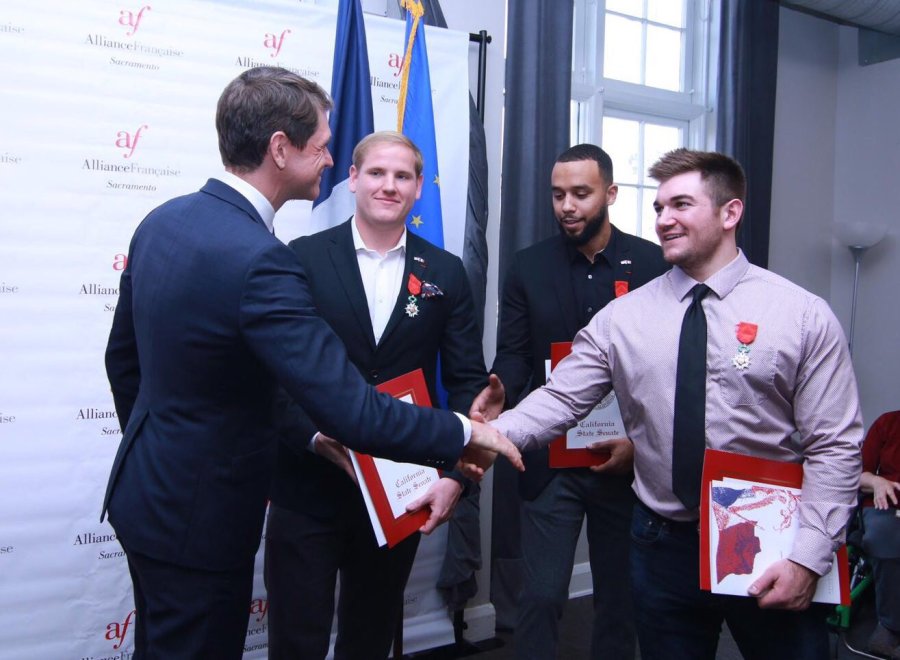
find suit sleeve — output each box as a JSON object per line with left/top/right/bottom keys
{"left": 269, "top": 235, "right": 321, "bottom": 457}
{"left": 490, "top": 254, "right": 535, "bottom": 405}
{"left": 439, "top": 256, "right": 489, "bottom": 415}
{"left": 105, "top": 242, "right": 140, "bottom": 431}
{"left": 239, "top": 243, "right": 464, "bottom": 469}
{"left": 272, "top": 386, "right": 318, "bottom": 457}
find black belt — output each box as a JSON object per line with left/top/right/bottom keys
{"left": 636, "top": 498, "right": 700, "bottom": 533}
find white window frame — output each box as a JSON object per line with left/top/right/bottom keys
{"left": 571, "top": 0, "right": 719, "bottom": 151}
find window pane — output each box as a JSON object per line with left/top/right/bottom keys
{"left": 645, "top": 25, "right": 683, "bottom": 91}
{"left": 647, "top": 0, "right": 685, "bottom": 28}
{"left": 643, "top": 123, "right": 682, "bottom": 176}
{"left": 603, "top": 14, "right": 642, "bottom": 85}
{"left": 602, "top": 116, "right": 640, "bottom": 186}
{"left": 640, "top": 186, "right": 660, "bottom": 243}
{"left": 606, "top": 0, "right": 643, "bottom": 19}
{"left": 612, "top": 184, "right": 639, "bottom": 237}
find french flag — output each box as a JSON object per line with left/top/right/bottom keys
{"left": 309, "top": 0, "right": 374, "bottom": 233}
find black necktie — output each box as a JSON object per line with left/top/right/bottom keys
{"left": 672, "top": 283, "right": 710, "bottom": 510}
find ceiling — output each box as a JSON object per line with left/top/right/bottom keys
{"left": 782, "top": 0, "right": 900, "bottom": 36}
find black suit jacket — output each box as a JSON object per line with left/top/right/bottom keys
{"left": 491, "top": 226, "right": 670, "bottom": 500}
{"left": 270, "top": 220, "right": 488, "bottom": 518}
{"left": 102, "top": 181, "right": 466, "bottom": 571}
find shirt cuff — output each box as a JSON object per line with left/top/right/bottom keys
{"left": 454, "top": 412, "right": 471, "bottom": 446}
{"left": 307, "top": 431, "right": 319, "bottom": 453}
{"left": 788, "top": 526, "right": 838, "bottom": 576}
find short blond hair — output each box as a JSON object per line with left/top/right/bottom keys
{"left": 352, "top": 131, "right": 423, "bottom": 177}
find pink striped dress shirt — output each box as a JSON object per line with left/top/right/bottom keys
{"left": 493, "top": 251, "right": 863, "bottom": 576}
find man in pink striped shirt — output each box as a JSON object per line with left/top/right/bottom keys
{"left": 478, "top": 149, "right": 863, "bottom": 659}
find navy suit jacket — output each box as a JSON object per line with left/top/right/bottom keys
{"left": 491, "top": 226, "right": 670, "bottom": 500}
{"left": 103, "top": 180, "right": 464, "bottom": 570}
{"left": 270, "top": 220, "right": 488, "bottom": 518}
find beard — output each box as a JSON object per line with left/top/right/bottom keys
{"left": 559, "top": 206, "right": 609, "bottom": 247}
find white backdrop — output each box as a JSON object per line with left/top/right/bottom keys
{"left": 0, "top": 1, "right": 470, "bottom": 657}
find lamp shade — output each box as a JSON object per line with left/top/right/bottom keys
{"left": 835, "top": 221, "right": 887, "bottom": 249}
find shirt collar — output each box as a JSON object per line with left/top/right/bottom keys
{"left": 216, "top": 171, "right": 276, "bottom": 233}
{"left": 351, "top": 216, "right": 407, "bottom": 255}
{"left": 669, "top": 249, "right": 750, "bottom": 301}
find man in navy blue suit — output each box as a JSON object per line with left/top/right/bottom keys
{"left": 102, "top": 67, "right": 522, "bottom": 660}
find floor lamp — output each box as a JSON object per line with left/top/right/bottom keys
{"left": 835, "top": 221, "right": 887, "bottom": 357}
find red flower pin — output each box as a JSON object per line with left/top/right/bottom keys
{"left": 407, "top": 273, "right": 422, "bottom": 296}
{"left": 614, "top": 280, "right": 629, "bottom": 298}
{"left": 736, "top": 322, "right": 758, "bottom": 344}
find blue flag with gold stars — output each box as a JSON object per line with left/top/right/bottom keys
{"left": 398, "top": 0, "right": 443, "bottom": 248}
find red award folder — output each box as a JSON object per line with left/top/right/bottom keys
{"left": 699, "top": 448, "right": 850, "bottom": 605}
{"left": 349, "top": 369, "right": 439, "bottom": 548}
{"left": 547, "top": 342, "right": 617, "bottom": 468}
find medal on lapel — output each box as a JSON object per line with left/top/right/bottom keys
{"left": 732, "top": 322, "right": 758, "bottom": 370}
{"left": 406, "top": 273, "right": 422, "bottom": 318}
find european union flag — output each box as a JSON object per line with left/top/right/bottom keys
{"left": 398, "top": 0, "right": 444, "bottom": 248}
{"left": 310, "top": 0, "right": 374, "bottom": 233}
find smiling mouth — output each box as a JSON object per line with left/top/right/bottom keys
{"left": 661, "top": 232, "right": 686, "bottom": 242}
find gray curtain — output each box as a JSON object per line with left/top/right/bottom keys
{"left": 498, "top": 2, "right": 574, "bottom": 283}
{"left": 493, "top": 0, "right": 574, "bottom": 630}
{"left": 717, "top": 0, "right": 780, "bottom": 268}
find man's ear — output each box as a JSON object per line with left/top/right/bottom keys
{"left": 348, "top": 164, "right": 359, "bottom": 193}
{"left": 721, "top": 198, "right": 743, "bottom": 231}
{"left": 415, "top": 174, "right": 424, "bottom": 200}
{"left": 606, "top": 184, "right": 619, "bottom": 206}
{"left": 268, "top": 132, "right": 289, "bottom": 170}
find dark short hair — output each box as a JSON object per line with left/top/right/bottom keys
{"left": 216, "top": 66, "right": 333, "bottom": 172}
{"left": 648, "top": 148, "right": 746, "bottom": 207}
{"left": 352, "top": 131, "right": 423, "bottom": 177}
{"left": 556, "top": 144, "right": 614, "bottom": 185}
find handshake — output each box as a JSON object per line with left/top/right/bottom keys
{"left": 316, "top": 375, "right": 518, "bottom": 488}
{"left": 457, "top": 375, "right": 518, "bottom": 480}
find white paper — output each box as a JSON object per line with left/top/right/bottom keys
{"left": 350, "top": 451, "right": 387, "bottom": 547}
{"left": 708, "top": 477, "right": 842, "bottom": 604}
{"left": 564, "top": 391, "right": 627, "bottom": 449}
{"left": 546, "top": 359, "right": 628, "bottom": 450}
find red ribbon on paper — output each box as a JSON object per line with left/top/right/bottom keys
{"left": 736, "top": 322, "right": 758, "bottom": 345}
{"left": 407, "top": 273, "right": 422, "bottom": 296}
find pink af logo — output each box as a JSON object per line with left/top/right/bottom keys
{"left": 119, "top": 6, "right": 151, "bottom": 36}
{"left": 116, "top": 125, "right": 148, "bottom": 159}
{"left": 105, "top": 609, "right": 135, "bottom": 650}
{"left": 387, "top": 52, "right": 403, "bottom": 78}
{"left": 264, "top": 29, "right": 291, "bottom": 58}
{"left": 249, "top": 597, "right": 269, "bottom": 622}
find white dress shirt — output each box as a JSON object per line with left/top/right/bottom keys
{"left": 217, "top": 171, "right": 276, "bottom": 233}
{"left": 351, "top": 217, "right": 407, "bottom": 344}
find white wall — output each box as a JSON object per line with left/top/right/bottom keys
{"left": 770, "top": 8, "right": 838, "bottom": 299}
{"left": 772, "top": 7, "right": 900, "bottom": 429}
